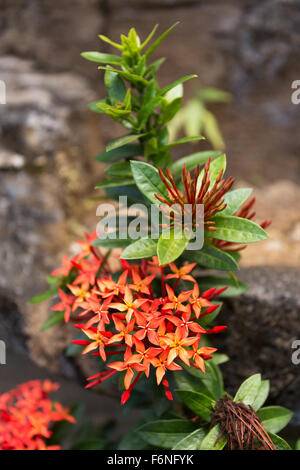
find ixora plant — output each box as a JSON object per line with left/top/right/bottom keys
{"left": 29, "top": 24, "right": 295, "bottom": 450}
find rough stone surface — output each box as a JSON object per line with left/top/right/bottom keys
{"left": 216, "top": 266, "right": 300, "bottom": 421}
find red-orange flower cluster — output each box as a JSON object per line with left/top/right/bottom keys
{"left": 51, "top": 234, "right": 227, "bottom": 404}
{"left": 0, "top": 380, "right": 75, "bottom": 450}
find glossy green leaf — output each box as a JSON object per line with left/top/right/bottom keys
{"left": 252, "top": 380, "right": 270, "bottom": 411}
{"left": 144, "top": 22, "right": 179, "bottom": 59}
{"left": 29, "top": 287, "right": 58, "bottom": 304}
{"left": 222, "top": 188, "right": 253, "bottom": 216}
{"left": 172, "top": 428, "right": 206, "bottom": 450}
{"left": 40, "top": 311, "right": 64, "bottom": 332}
{"left": 105, "top": 161, "right": 132, "bottom": 177}
{"left": 157, "top": 229, "right": 191, "bottom": 265}
{"left": 95, "top": 143, "right": 142, "bottom": 162}
{"left": 104, "top": 70, "right": 126, "bottom": 104}
{"left": 206, "top": 215, "right": 268, "bottom": 243}
{"left": 174, "top": 371, "right": 216, "bottom": 399}
{"left": 295, "top": 439, "right": 300, "bottom": 450}
{"left": 106, "top": 133, "right": 148, "bottom": 152}
{"left": 176, "top": 390, "right": 216, "bottom": 421}
{"left": 234, "top": 374, "right": 261, "bottom": 406}
{"left": 130, "top": 160, "right": 168, "bottom": 204}
{"left": 199, "top": 424, "right": 227, "bottom": 450}
{"left": 165, "top": 135, "right": 205, "bottom": 149}
{"left": 138, "top": 419, "right": 198, "bottom": 448}
{"left": 183, "top": 245, "right": 239, "bottom": 271}
{"left": 269, "top": 432, "right": 292, "bottom": 450}
{"left": 81, "top": 51, "right": 121, "bottom": 65}
{"left": 169, "top": 151, "right": 221, "bottom": 177}
{"left": 121, "top": 238, "right": 157, "bottom": 260}
{"left": 258, "top": 406, "right": 293, "bottom": 434}
{"left": 183, "top": 361, "right": 224, "bottom": 400}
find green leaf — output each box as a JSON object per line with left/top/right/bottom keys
{"left": 157, "top": 229, "right": 191, "bottom": 265}
{"left": 197, "top": 87, "right": 231, "bottom": 103}
{"left": 269, "top": 432, "right": 292, "bottom": 450}
{"left": 258, "top": 406, "right": 293, "bottom": 434}
{"left": 104, "top": 70, "right": 126, "bottom": 103}
{"left": 92, "top": 238, "right": 132, "bottom": 248}
{"left": 95, "top": 143, "right": 142, "bottom": 162}
{"left": 160, "top": 75, "right": 197, "bottom": 97}
{"left": 176, "top": 390, "right": 216, "bottom": 421}
{"left": 40, "top": 311, "right": 64, "bottom": 332}
{"left": 165, "top": 135, "right": 205, "bottom": 149}
{"left": 172, "top": 428, "right": 206, "bottom": 450}
{"left": 252, "top": 380, "right": 270, "bottom": 411}
{"left": 95, "top": 177, "right": 134, "bottom": 188}
{"left": 174, "top": 371, "right": 216, "bottom": 399}
{"left": 183, "top": 245, "right": 239, "bottom": 271}
{"left": 203, "top": 110, "right": 225, "bottom": 150}
{"left": 98, "top": 34, "right": 123, "bottom": 51}
{"left": 169, "top": 151, "right": 222, "bottom": 177}
{"left": 221, "top": 188, "right": 253, "bottom": 216}
{"left": 295, "top": 439, "right": 300, "bottom": 450}
{"left": 138, "top": 419, "right": 198, "bottom": 449}
{"left": 140, "top": 24, "right": 159, "bottom": 50}
{"left": 81, "top": 51, "right": 121, "bottom": 65}
{"left": 106, "top": 161, "right": 132, "bottom": 177}
{"left": 137, "top": 80, "right": 161, "bottom": 129}
{"left": 130, "top": 160, "right": 168, "bottom": 204}
{"left": 195, "top": 275, "right": 248, "bottom": 297}
{"left": 160, "top": 97, "right": 182, "bottom": 125}
{"left": 198, "top": 303, "right": 222, "bottom": 328}
{"left": 145, "top": 58, "right": 166, "bottom": 79}
{"left": 206, "top": 215, "right": 269, "bottom": 243}
{"left": 144, "top": 22, "right": 179, "bottom": 59}
{"left": 183, "top": 361, "right": 224, "bottom": 400}
{"left": 199, "top": 424, "right": 227, "bottom": 450}
{"left": 121, "top": 238, "right": 157, "bottom": 260}
{"left": 88, "top": 99, "right": 109, "bottom": 114}
{"left": 106, "top": 133, "right": 147, "bottom": 152}
{"left": 234, "top": 374, "right": 262, "bottom": 406}
{"left": 29, "top": 287, "right": 58, "bottom": 304}
{"left": 98, "top": 66, "right": 148, "bottom": 86}
{"left": 118, "top": 427, "right": 148, "bottom": 450}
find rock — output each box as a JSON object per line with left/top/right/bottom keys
{"left": 0, "top": 0, "right": 104, "bottom": 76}
{"left": 216, "top": 266, "right": 300, "bottom": 421}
